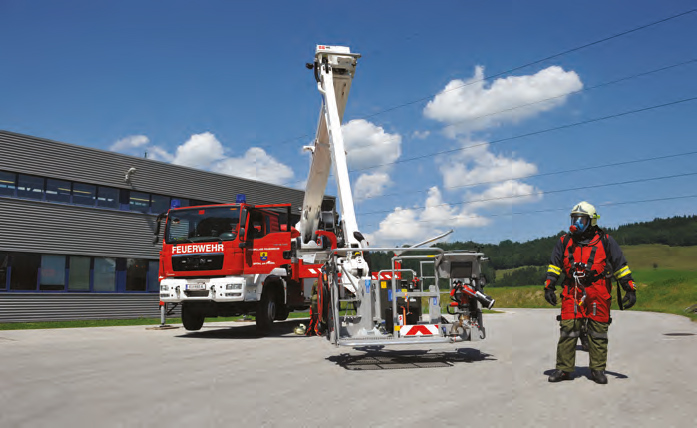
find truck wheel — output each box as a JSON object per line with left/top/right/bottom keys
{"left": 275, "top": 304, "right": 290, "bottom": 321}
{"left": 182, "top": 304, "right": 205, "bottom": 331}
{"left": 256, "top": 289, "right": 277, "bottom": 333}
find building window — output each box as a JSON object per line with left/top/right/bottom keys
{"left": 0, "top": 252, "right": 8, "bottom": 291}
{"left": 0, "top": 170, "right": 194, "bottom": 215}
{"left": 151, "top": 194, "right": 170, "bottom": 214}
{"left": 73, "top": 183, "right": 96, "bottom": 206}
{"left": 126, "top": 258, "right": 148, "bottom": 291}
{"left": 9, "top": 253, "right": 40, "bottom": 291}
{"left": 129, "top": 191, "right": 150, "bottom": 213}
{"left": 0, "top": 171, "right": 16, "bottom": 196}
{"left": 97, "top": 186, "right": 119, "bottom": 209}
{"left": 46, "top": 179, "right": 72, "bottom": 203}
{"left": 147, "top": 260, "right": 160, "bottom": 292}
{"left": 68, "top": 256, "right": 91, "bottom": 291}
{"left": 17, "top": 174, "right": 44, "bottom": 200}
{"left": 93, "top": 257, "right": 116, "bottom": 292}
{"left": 40, "top": 255, "right": 66, "bottom": 291}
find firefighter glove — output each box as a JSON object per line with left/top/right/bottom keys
{"left": 622, "top": 290, "right": 636, "bottom": 310}
{"left": 621, "top": 279, "right": 637, "bottom": 292}
{"left": 544, "top": 280, "right": 557, "bottom": 306}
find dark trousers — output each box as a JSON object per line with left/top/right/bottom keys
{"left": 556, "top": 318, "right": 610, "bottom": 372}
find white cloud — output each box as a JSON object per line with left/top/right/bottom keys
{"left": 109, "top": 135, "right": 150, "bottom": 153}
{"left": 110, "top": 134, "right": 173, "bottom": 161}
{"left": 145, "top": 146, "right": 174, "bottom": 162}
{"left": 466, "top": 179, "right": 543, "bottom": 209}
{"left": 110, "top": 132, "right": 294, "bottom": 185}
{"left": 424, "top": 65, "right": 583, "bottom": 136}
{"left": 439, "top": 140, "right": 538, "bottom": 189}
{"left": 342, "top": 119, "right": 402, "bottom": 201}
{"left": 342, "top": 119, "right": 401, "bottom": 170}
{"left": 212, "top": 147, "right": 294, "bottom": 185}
{"left": 354, "top": 172, "right": 390, "bottom": 202}
{"left": 172, "top": 132, "right": 226, "bottom": 169}
{"left": 412, "top": 130, "right": 430, "bottom": 139}
{"left": 365, "top": 187, "right": 489, "bottom": 246}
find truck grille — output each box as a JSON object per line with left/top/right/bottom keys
{"left": 172, "top": 254, "right": 224, "bottom": 271}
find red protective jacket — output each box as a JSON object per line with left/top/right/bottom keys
{"left": 546, "top": 229, "right": 633, "bottom": 322}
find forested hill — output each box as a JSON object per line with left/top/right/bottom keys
{"left": 435, "top": 215, "right": 697, "bottom": 271}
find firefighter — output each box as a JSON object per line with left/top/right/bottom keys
{"left": 544, "top": 201, "right": 637, "bottom": 384}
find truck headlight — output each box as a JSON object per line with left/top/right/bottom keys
{"left": 226, "top": 283, "right": 243, "bottom": 290}
{"left": 160, "top": 284, "right": 168, "bottom": 291}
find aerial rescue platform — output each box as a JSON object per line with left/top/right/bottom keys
{"left": 299, "top": 45, "right": 496, "bottom": 347}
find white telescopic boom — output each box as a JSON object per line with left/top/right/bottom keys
{"left": 298, "top": 45, "right": 361, "bottom": 246}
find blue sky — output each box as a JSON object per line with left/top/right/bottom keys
{"left": 2, "top": 1, "right": 696, "bottom": 246}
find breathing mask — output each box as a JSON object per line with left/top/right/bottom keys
{"left": 569, "top": 214, "right": 590, "bottom": 235}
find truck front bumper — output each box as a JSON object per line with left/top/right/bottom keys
{"left": 158, "top": 277, "right": 250, "bottom": 302}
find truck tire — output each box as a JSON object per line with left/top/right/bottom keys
{"left": 256, "top": 288, "right": 277, "bottom": 333}
{"left": 275, "top": 304, "right": 290, "bottom": 321}
{"left": 182, "top": 303, "right": 205, "bottom": 331}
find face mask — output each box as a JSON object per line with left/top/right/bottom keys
{"left": 569, "top": 215, "right": 589, "bottom": 234}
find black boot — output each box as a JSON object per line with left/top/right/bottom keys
{"left": 548, "top": 370, "right": 572, "bottom": 382}
{"left": 590, "top": 370, "right": 607, "bottom": 384}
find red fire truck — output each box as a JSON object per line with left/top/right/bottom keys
{"left": 156, "top": 197, "right": 328, "bottom": 332}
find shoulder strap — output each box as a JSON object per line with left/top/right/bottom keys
{"left": 561, "top": 234, "right": 574, "bottom": 267}
{"left": 598, "top": 230, "right": 611, "bottom": 270}
{"left": 562, "top": 233, "right": 571, "bottom": 250}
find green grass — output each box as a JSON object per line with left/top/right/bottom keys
{"left": 496, "top": 265, "right": 538, "bottom": 277}
{"left": 0, "top": 311, "right": 311, "bottom": 331}
{"left": 484, "top": 269, "right": 697, "bottom": 321}
{"left": 620, "top": 245, "right": 697, "bottom": 271}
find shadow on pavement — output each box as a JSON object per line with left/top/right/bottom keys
{"left": 175, "top": 319, "right": 307, "bottom": 339}
{"left": 543, "top": 367, "right": 628, "bottom": 380}
{"left": 327, "top": 347, "right": 496, "bottom": 371}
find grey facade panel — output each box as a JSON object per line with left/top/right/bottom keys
{"left": 0, "top": 130, "right": 313, "bottom": 211}
{"left": 0, "top": 294, "right": 180, "bottom": 322}
{"left": 0, "top": 197, "right": 161, "bottom": 259}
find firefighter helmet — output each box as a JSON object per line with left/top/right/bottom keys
{"left": 570, "top": 201, "right": 599, "bottom": 234}
{"left": 294, "top": 323, "right": 307, "bottom": 335}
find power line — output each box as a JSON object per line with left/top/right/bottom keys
{"left": 358, "top": 9, "right": 697, "bottom": 121}
{"left": 271, "top": 8, "right": 697, "bottom": 149}
{"left": 357, "top": 149, "right": 697, "bottom": 204}
{"left": 348, "top": 95, "right": 697, "bottom": 174}
{"left": 280, "top": 60, "right": 697, "bottom": 188}
{"left": 359, "top": 171, "right": 697, "bottom": 217}
{"left": 361, "top": 193, "right": 697, "bottom": 229}
{"left": 345, "top": 57, "right": 697, "bottom": 153}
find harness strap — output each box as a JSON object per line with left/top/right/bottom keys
{"left": 588, "top": 330, "right": 608, "bottom": 339}
{"left": 560, "top": 330, "right": 581, "bottom": 338}
{"left": 586, "top": 245, "right": 598, "bottom": 273}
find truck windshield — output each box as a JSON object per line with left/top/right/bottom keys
{"left": 165, "top": 206, "right": 241, "bottom": 244}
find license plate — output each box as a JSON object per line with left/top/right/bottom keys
{"left": 187, "top": 283, "right": 206, "bottom": 290}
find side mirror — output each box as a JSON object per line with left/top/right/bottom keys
{"left": 238, "top": 227, "right": 245, "bottom": 241}
{"left": 238, "top": 241, "right": 247, "bottom": 248}
{"left": 152, "top": 236, "right": 159, "bottom": 245}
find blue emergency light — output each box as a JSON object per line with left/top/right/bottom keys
{"left": 236, "top": 194, "right": 247, "bottom": 203}
{"left": 171, "top": 199, "right": 181, "bottom": 208}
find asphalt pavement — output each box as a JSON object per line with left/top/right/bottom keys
{"left": 0, "top": 309, "right": 695, "bottom": 428}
